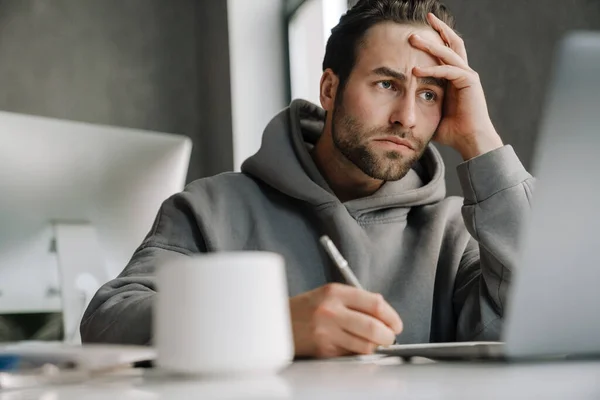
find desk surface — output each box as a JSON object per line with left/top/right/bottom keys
{"left": 4, "top": 356, "right": 600, "bottom": 399}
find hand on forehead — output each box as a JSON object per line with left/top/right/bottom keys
{"left": 357, "top": 22, "right": 446, "bottom": 74}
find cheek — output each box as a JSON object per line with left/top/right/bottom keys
{"left": 417, "top": 104, "right": 443, "bottom": 137}
{"left": 351, "top": 89, "right": 396, "bottom": 125}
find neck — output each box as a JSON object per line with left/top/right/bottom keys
{"left": 311, "top": 130, "right": 384, "bottom": 203}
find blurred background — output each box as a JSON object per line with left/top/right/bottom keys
{"left": 0, "top": 0, "right": 599, "bottom": 341}
{"left": 0, "top": 0, "right": 599, "bottom": 190}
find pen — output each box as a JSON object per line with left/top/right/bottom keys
{"left": 319, "top": 235, "right": 397, "bottom": 346}
{"left": 319, "top": 235, "right": 363, "bottom": 290}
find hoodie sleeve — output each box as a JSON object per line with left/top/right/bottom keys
{"left": 80, "top": 192, "right": 206, "bottom": 345}
{"left": 452, "top": 145, "right": 534, "bottom": 341}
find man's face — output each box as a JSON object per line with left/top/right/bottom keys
{"left": 331, "top": 22, "right": 446, "bottom": 181}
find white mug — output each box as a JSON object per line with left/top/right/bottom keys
{"left": 154, "top": 251, "right": 294, "bottom": 376}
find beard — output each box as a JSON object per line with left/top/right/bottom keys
{"left": 331, "top": 100, "right": 429, "bottom": 181}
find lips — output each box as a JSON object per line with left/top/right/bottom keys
{"left": 373, "top": 136, "right": 414, "bottom": 150}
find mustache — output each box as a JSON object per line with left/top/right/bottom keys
{"left": 370, "top": 127, "right": 418, "bottom": 143}
{"left": 336, "top": 111, "right": 426, "bottom": 149}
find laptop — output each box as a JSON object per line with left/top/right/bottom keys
{"left": 377, "top": 31, "right": 600, "bottom": 361}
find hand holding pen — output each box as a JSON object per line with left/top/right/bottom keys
{"left": 287, "top": 236, "right": 403, "bottom": 358}
{"left": 320, "top": 236, "right": 399, "bottom": 346}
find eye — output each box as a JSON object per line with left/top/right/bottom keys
{"left": 418, "top": 91, "right": 437, "bottom": 102}
{"left": 377, "top": 80, "right": 395, "bottom": 91}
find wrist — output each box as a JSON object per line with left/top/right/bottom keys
{"left": 456, "top": 130, "right": 504, "bottom": 161}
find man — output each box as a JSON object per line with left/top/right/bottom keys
{"left": 81, "top": 0, "right": 533, "bottom": 359}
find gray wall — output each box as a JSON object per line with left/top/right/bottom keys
{"left": 433, "top": 0, "right": 600, "bottom": 195}
{"left": 0, "top": 0, "right": 233, "bottom": 182}
{"left": 3, "top": 0, "right": 599, "bottom": 190}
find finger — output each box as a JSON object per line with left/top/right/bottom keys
{"left": 409, "top": 34, "right": 469, "bottom": 70}
{"left": 333, "top": 329, "right": 379, "bottom": 355}
{"left": 335, "top": 307, "right": 397, "bottom": 345}
{"left": 413, "top": 65, "right": 478, "bottom": 90}
{"left": 335, "top": 286, "right": 403, "bottom": 334}
{"left": 427, "top": 12, "right": 468, "bottom": 63}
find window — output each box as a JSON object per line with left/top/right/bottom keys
{"left": 286, "top": 0, "right": 348, "bottom": 105}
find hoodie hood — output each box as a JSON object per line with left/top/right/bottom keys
{"left": 241, "top": 99, "right": 446, "bottom": 213}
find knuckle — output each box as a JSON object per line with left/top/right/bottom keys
{"left": 322, "top": 282, "right": 342, "bottom": 297}
{"left": 314, "top": 304, "right": 336, "bottom": 320}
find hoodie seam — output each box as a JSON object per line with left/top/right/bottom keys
{"left": 314, "top": 202, "right": 339, "bottom": 211}
{"left": 466, "top": 161, "right": 479, "bottom": 204}
{"left": 466, "top": 162, "right": 480, "bottom": 242}
{"left": 357, "top": 216, "right": 408, "bottom": 225}
{"left": 468, "top": 180, "right": 531, "bottom": 206}
{"left": 345, "top": 186, "right": 439, "bottom": 206}
{"left": 139, "top": 241, "right": 195, "bottom": 256}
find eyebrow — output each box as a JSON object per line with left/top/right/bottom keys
{"left": 371, "top": 66, "right": 446, "bottom": 89}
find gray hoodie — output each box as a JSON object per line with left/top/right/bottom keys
{"left": 81, "top": 99, "right": 534, "bottom": 346}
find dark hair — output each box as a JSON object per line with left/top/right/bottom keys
{"left": 323, "top": 0, "right": 456, "bottom": 91}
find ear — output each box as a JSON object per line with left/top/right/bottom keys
{"left": 319, "top": 69, "right": 339, "bottom": 112}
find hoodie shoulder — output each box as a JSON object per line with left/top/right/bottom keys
{"left": 182, "top": 172, "right": 275, "bottom": 214}
{"left": 143, "top": 172, "right": 265, "bottom": 252}
{"left": 185, "top": 172, "right": 260, "bottom": 195}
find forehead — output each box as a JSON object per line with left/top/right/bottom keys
{"left": 354, "top": 22, "right": 445, "bottom": 73}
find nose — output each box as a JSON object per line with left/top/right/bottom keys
{"left": 389, "top": 95, "right": 417, "bottom": 129}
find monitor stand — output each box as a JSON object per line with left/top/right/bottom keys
{"left": 53, "top": 222, "right": 105, "bottom": 344}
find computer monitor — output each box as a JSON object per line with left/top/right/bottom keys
{"left": 0, "top": 111, "right": 192, "bottom": 342}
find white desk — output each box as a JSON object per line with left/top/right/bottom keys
{"left": 3, "top": 357, "right": 600, "bottom": 399}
